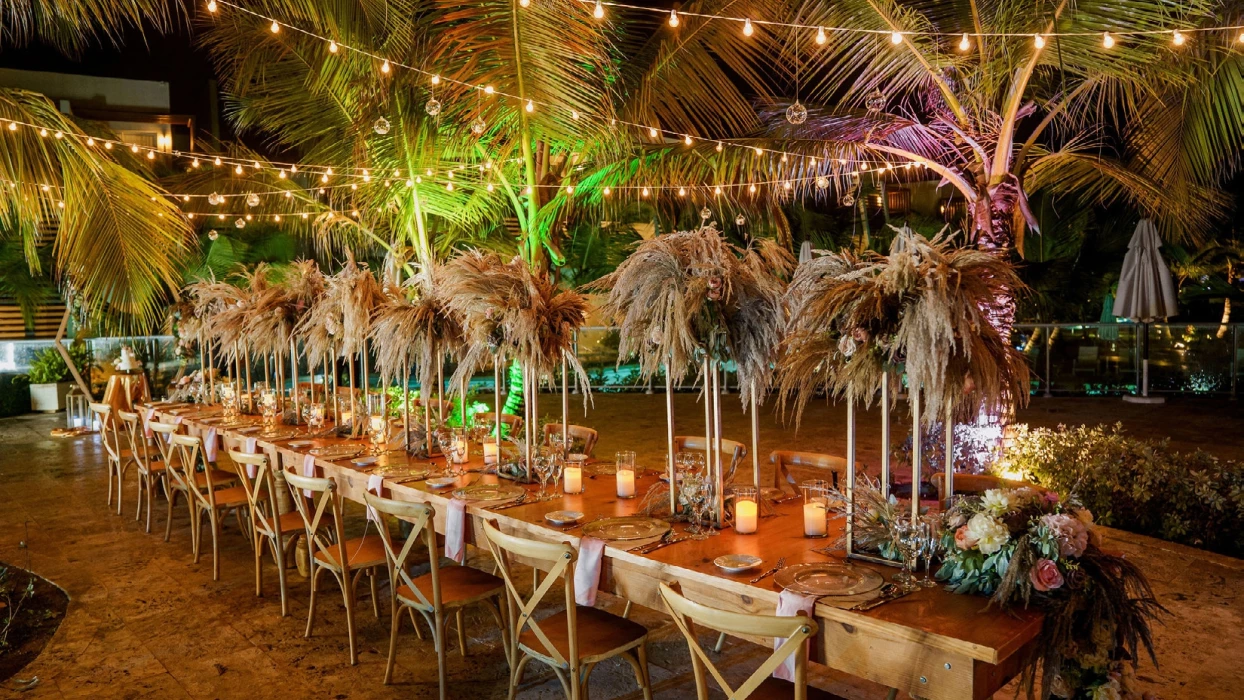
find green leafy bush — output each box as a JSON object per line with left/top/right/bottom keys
{"left": 0, "top": 374, "right": 30, "bottom": 417}
{"left": 24, "top": 344, "right": 93, "bottom": 385}
{"left": 998, "top": 423, "right": 1244, "bottom": 557}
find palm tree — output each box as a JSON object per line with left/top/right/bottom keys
{"left": 0, "top": 1, "right": 194, "bottom": 329}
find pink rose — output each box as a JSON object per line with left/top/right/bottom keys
{"left": 954, "top": 525, "right": 978, "bottom": 550}
{"left": 1044, "top": 491, "right": 1060, "bottom": 505}
{"left": 1029, "top": 558, "right": 1064, "bottom": 592}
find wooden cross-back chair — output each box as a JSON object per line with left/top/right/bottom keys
{"left": 117, "top": 410, "right": 166, "bottom": 533}
{"left": 283, "top": 469, "right": 387, "bottom": 665}
{"left": 542, "top": 424, "right": 599, "bottom": 458}
{"left": 168, "top": 434, "right": 249, "bottom": 581}
{"left": 658, "top": 583, "right": 839, "bottom": 700}
{"left": 229, "top": 449, "right": 302, "bottom": 617}
{"left": 481, "top": 520, "right": 652, "bottom": 700}
{"left": 147, "top": 420, "right": 187, "bottom": 542}
{"left": 675, "top": 435, "right": 748, "bottom": 482}
{"left": 364, "top": 493, "right": 508, "bottom": 695}
{"left": 770, "top": 450, "right": 852, "bottom": 495}
{"left": 476, "top": 411, "right": 523, "bottom": 438}
{"left": 90, "top": 402, "right": 133, "bottom": 515}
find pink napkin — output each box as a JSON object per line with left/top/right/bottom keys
{"left": 773, "top": 590, "right": 817, "bottom": 681}
{"left": 445, "top": 498, "right": 467, "bottom": 564}
{"left": 365, "top": 474, "right": 384, "bottom": 522}
{"left": 203, "top": 427, "right": 218, "bottom": 463}
{"left": 242, "top": 438, "right": 259, "bottom": 478}
{"left": 573, "top": 536, "right": 607, "bottom": 607}
{"left": 244, "top": 437, "right": 257, "bottom": 453}
{"left": 143, "top": 407, "right": 156, "bottom": 438}
{"left": 301, "top": 454, "right": 316, "bottom": 497}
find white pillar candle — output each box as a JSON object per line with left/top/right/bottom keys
{"left": 564, "top": 466, "right": 583, "bottom": 494}
{"left": 616, "top": 469, "right": 636, "bottom": 498}
{"left": 453, "top": 438, "right": 469, "bottom": 464}
{"left": 803, "top": 501, "right": 828, "bottom": 537}
{"left": 483, "top": 442, "right": 499, "bottom": 464}
{"left": 734, "top": 500, "right": 758, "bottom": 534}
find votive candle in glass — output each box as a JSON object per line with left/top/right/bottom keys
{"left": 564, "top": 466, "right": 583, "bottom": 494}
{"left": 734, "top": 486, "right": 759, "bottom": 534}
{"left": 483, "top": 442, "right": 499, "bottom": 464}
{"left": 616, "top": 468, "right": 636, "bottom": 498}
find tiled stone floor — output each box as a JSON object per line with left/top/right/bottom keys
{"left": 1, "top": 394, "right": 1241, "bottom": 698}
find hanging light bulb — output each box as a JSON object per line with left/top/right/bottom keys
{"left": 1102, "top": 32, "right": 1115, "bottom": 49}
{"left": 866, "top": 89, "right": 887, "bottom": 113}
{"left": 425, "top": 98, "right": 442, "bottom": 117}
{"left": 735, "top": 213, "right": 746, "bottom": 226}
{"left": 471, "top": 116, "right": 487, "bottom": 135}
{"left": 816, "top": 27, "right": 827, "bottom": 45}
{"left": 713, "top": 186, "right": 722, "bottom": 195}
{"left": 525, "top": 99, "right": 535, "bottom": 113}
{"left": 958, "top": 33, "right": 970, "bottom": 51}
{"left": 270, "top": 21, "right": 280, "bottom": 33}
{"left": 565, "top": 185, "right": 575, "bottom": 194}
{"left": 54, "top": 131, "right": 62, "bottom": 139}
{"left": 641, "top": 186, "right": 650, "bottom": 197}
{"left": 431, "top": 74, "right": 441, "bottom": 86}
{"left": 191, "top": 158, "right": 200, "bottom": 168}
{"left": 350, "top": 183, "right": 358, "bottom": 190}
{"left": 786, "top": 102, "right": 808, "bottom": 125}
{"left": 278, "top": 169, "right": 286, "bottom": 179}
{"left": 648, "top": 127, "right": 658, "bottom": 138}
{"left": 519, "top": 0, "right": 529, "bottom": 6}
{"left": 603, "top": 186, "right": 611, "bottom": 196}
{"left": 668, "top": 9, "right": 679, "bottom": 27}
{"left": 246, "top": 193, "right": 260, "bottom": 207}
{"left": 234, "top": 164, "right": 243, "bottom": 175}
{"left": 329, "top": 40, "right": 338, "bottom": 53}
{"left": 39, "top": 128, "right": 47, "bottom": 137}
{"left": 1172, "top": 30, "right": 1186, "bottom": 46}
{"left": 104, "top": 142, "right": 112, "bottom": 149}
{"left": 214, "top": 156, "right": 222, "bottom": 166}
{"left": 86, "top": 138, "right": 95, "bottom": 147}
{"left": 274, "top": 214, "right": 281, "bottom": 222}
{"left": 484, "top": 85, "right": 495, "bottom": 95}
{"left": 841, "top": 193, "right": 855, "bottom": 207}
{"left": 130, "top": 144, "right": 139, "bottom": 153}
{"left": 208, "top": 230, "right": 219, "bottom": 240}
{"left": 753, "top": 146, "right": 763, "bottom": 155}
{"left": 208, "top": 192, "right": 223, "bottom": 205}
{"left": 783, "top": 181, "right": 792, "bottom": 190}
{"left": 593, "top": 0, "right": 604, "bottom": 19}
{"left": 1238, "top": 30, "right": 1244, "bottom": 43}
{"left": 381, "top": 59, "right": 391, "bottom": 74}
{"left": 373, "top": 116, "right": 391, "bottom": 134}
{"left": 742, "top": 18, "right": 753, "bottom": 37}
{"left": 290, "top": 164, "right": 297, "bottom": 173}
{"left": 446, "top": 182, "right": 454, "bottom": 191}
{"left": 486, "top": 183, "right": 495, "bottom": 192}
{"left": 815, "top": 175, "right": 830, "bottom": 189}
{"left": 891, "top": 31, "right": 903, "bottom": 45}
{"left": 320, "top": 173, "right": 329, "bottom": 183}
{"left": 748, "top": 184, "right": 757, "bottom": 194}
{"left": 715, "top": 142, "right": 723, "bottom": 152}
{"left": 678, "top": 187, "right": 686, "bottom": 196}
{"left": 207, "top": 0, "right": 217, "bottom": 12}
{"left": 182, "top": 194, "right": 190, "bottom": 202}
{"left": 1034, "top": 34, "right": 1046, "bottom": 49}
{"left": 362, "top": 170, "right": 371, "bottom": 182}
{"left": 571, "top": 110, "right": 580, "bottom": 120}
{"left": 235, "top": 217, "right": 246, "bottom": 229}
{"left": 146, "top": 150, "right": 155, "bottom": 160}
{"left": 684, "top": 134, "right": 693, "bottom": 146}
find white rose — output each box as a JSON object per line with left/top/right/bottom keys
{"left": 1090, "top": 679, "right": 1122, "bottom": 700}
{"left": 980, "top": 489, "right": 1011, "bottom": 516}
{"left": 966, "top": 513, "right": 1010, "bottom": 555}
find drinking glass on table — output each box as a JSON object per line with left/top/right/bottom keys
{"left": 260, "top": 389, "right": 279, "bottom": 435}
{"left": 532, "top": 455, "right": 552, "bottom": 501}
{"left": 890, "top": 516, "right": 922, "bottom": 591}
{"left": 919, "top": 517, "right": 941, "bottom": 587}
{"left": 306, "top": 402, "right": 326, "bottom": 434}
{"left": 368, "top": 414, "right": 389, "bottom": 455}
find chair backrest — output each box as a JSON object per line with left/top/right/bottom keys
{"left": 481, "top": 520, "right": 578, "bottom": 666}
{"left": 363, "top": 493, "right": 439, "bottom": 608}
{"left": 169, "top": 434, "right": 226, "bottom": 509}
{"left": 542, "top": 423, "right": 599, "bottom": 457}
{"left": 283, "top": 469, "right": 352, "bottom": 573}
{"left": 90, "top": 402, "right": 122, "bottom": 461}
{"left": 659, "top": 583, "right": 817, "bottom": 700}
{"left": 929, "top": 472, "right": 1045, "bottom": 500}
{"left": 147, "top": 420, "right": 181, "bottom": 465}
{"left": 478, "top": 412, "right": 523, "bottom": 436}
{"left": 229, "top": 450, "right": 278, "bottom": 538}
{"left": 676, "top": 435, "right": 747, "bottom": 481}
{"left": 770, "top": 450, "right": 849, "bottom": 491}
{"left": 117, "top": 410, "right": 151, "bottom": 470}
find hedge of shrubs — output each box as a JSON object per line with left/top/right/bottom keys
{"left": 998, "top": 423, "right": 1244, "bottom": 558}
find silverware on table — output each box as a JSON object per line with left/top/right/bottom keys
{"left": 851, "top": 583, "right": 910, "bottom": 611}
{"left": 636, "top": 535, "right": 688, "bottom": 555}
{"left": 489, "top": 494, "right": 529, "bottom": 511}
{"left": 749, "top": 556, "right": 787, "bottom": 584}
{"left": 632, "top": 531, "right": 673, "bottom": 553}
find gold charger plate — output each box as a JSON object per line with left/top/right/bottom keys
{"left": 773, "top": 563, "right": 884, "bottom": 597}
{"left": 373, "top": 465, "right": 430, "bottom": 479}
{"left": 582, "top": 517, "right": 671, "bottom": 542}
{"left": 309, "top": 444, "right": 365, "bottom": 460}
{"left": 451, "top": 483, "right": 526, "bottom": 503}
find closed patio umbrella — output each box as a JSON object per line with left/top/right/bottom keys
{"left": 1113, "top": 219, "right": 1178, "bottom": 403}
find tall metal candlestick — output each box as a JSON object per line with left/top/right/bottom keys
{"left": 665, "top": 363, "right": 676, "bottom": 515}
{"left": 944, "top": 401, "right": 955, "bottom": 507}
{"left": 494, "top": 355, "right": 502, "bottom": 455}
{"left": 561, "top": 354, "right": 568, "bottom": 448}
{"left": 749, "top": 383, "right": 760, "bottom": 487}
{"left": 290, "top": 338, "right": 300, "bottom": 424}
{"left": 880, "top": 375, "right": 890, "bottom": 498}
{"left": 911, "top": 387, "right": 922, "bottom": 522}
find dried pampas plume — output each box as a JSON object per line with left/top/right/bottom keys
{"left": 776, "top": 225, "right": 1029, "bottom": 426}
{"left": 589, "top": 226, "right": 792, "bottom": 405}
{"left": 441, "top": 250, "right": 591, "bottom": 397}
{"left": 369, "top": 263, "right": 464, "bottom": 390}
{"left": 297, "top": 252, "right": 384, "bottom": 366}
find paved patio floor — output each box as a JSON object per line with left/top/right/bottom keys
{"left": 0, "top": 395, "right": 1241, "bottom": 698}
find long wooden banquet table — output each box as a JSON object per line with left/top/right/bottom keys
{"left": 154, "top": 405, "right": 1042, "bottom": 700}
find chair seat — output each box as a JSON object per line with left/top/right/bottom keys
{"left": 313, "top": 536, "right": 387, "bottom": 570}
{"left": 263, "top": 511, "right": 305, "bottom": 535}
{"left": 206, "top": 486, "right": 250, "bottom": 509}
{"left": 518, "top": 606, "right": 647, "bottom": 662}
{"left": 142, "top": 460, "right": 169, "bottom": 473}
{"left": 397, "top": 565, "right": 504, "bottom": 608}
{"left": 194, "top": 469, "right": 237, "bottom": 488}
{"left": 745, "top": 676, "right": 845, "bottom": 700}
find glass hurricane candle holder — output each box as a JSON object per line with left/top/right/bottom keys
{"left": 260, "top": 389, "right": 279, "bottom": 434}
{"left": 615, "top": 454, "right": 637, "bottom": 499}
{"left": 733, "top": 486, "right": 758, "bottom": 534}
{"left": 368, "top": 414, "right": 389, "bottom": 455}
{"left": 306, "top": 402, "right": 326, "bottom": 433}
{"left": 800, "top": 479, "right": 830, "bottom": 538}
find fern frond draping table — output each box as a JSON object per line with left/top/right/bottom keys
{"left": 147, "top": 404, "right": 1042, "bottom": 700}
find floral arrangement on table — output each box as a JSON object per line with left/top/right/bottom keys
{"left": 588, "top": 225, "right": 793, "bottom": 406}
{"left": 938, "top": 487, "right": 1164, "bottom": 700}
{"left": 369, "top": 262, "right": 464, "bottom": 393}
{"left": 442, "top": 249, "right": 591, "bottom": 395}
{"left": 296, "top": 253, "right": 385, "bottom": 371}
{"left": 776, "top": 225, "right": 1029, "bottom": 426}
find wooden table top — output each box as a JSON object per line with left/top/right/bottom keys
{"left": 154, "top": 405, "right": 1043, "bottom": 668}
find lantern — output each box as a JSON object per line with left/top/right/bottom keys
{"left": 65, "top": 386, "right": 92, "bottom": 430}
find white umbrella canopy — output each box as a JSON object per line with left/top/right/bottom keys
{"left": 1113, "top": 219, "right": 1178, "bottom": 321}
{"left": 1112, "top": 219, "right": 1177, "bottom": 402}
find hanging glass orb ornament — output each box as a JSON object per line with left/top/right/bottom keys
{"left": 234, "top": 217, "right": 246, "bottom": 229}
{"left": 865, "top": 89, "right": 886, "bottom": 114}
{"left": 372, "top": 116, "right": 391, "bottom": 135}
{"left": 425, "top": 98, "right": 442, "bottom": 117}
{"left": 208, "top": 192, "right": 223, "bottom": 206}
{"left": 471, "top": 116, "right": 487, "bottom": 136}
{"left": 840, "top": 193, "right": 855, "bottom": 207}
{"left": 735, "top": 213, "right": 746, "bottom": 226}
{"left": 700, "top": 206, "right": 712, "bottom": 221}
{"left": 815, "top": 175, "right": 830, "bottom": 189}
{"left": 785, "top": 101, "right": 808, "bottom": 125}
{"left": 245, "top": 193, "right": 260, "bottom": 207}
{"left": 207, "top": 230, "right": 219, "bottom": 241}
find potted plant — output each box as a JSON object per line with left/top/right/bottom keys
{"left": 25, "top": 344, "right": 92, "bottom": 413}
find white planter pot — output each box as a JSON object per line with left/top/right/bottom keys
{"left": 30, "top": 382, "right": 72, "bottom": 413}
